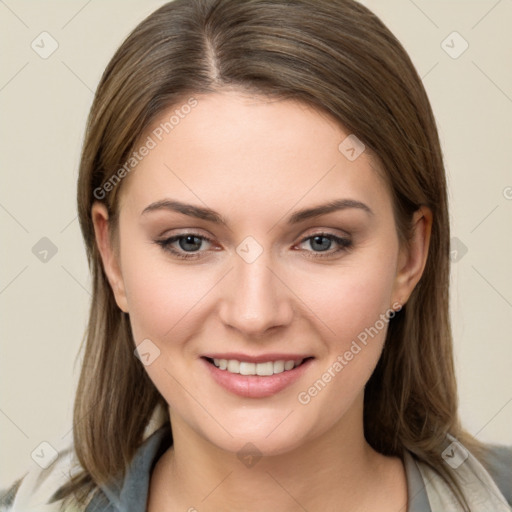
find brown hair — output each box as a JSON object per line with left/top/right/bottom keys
{"left": 57, "top": 0, "right": 485, "bottom": 509}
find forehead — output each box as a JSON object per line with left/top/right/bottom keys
{"left": 117, "top": 91, "right": 390, "bottom": 219}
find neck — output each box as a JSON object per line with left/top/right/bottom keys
{"left": 149, "top": 397, "right": 407, "bottom": 511}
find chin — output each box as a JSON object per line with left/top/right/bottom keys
{"left": 196, "top": 407, "right": 328, "bottom": 459}
{"left": 214, "top": 428, "right": 309, "bottom": 459}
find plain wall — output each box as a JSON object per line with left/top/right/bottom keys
{"left": 1, "top": 0, "right": 511, "bottom": 487}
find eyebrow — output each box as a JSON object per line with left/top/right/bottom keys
{"left": 141, "top": 198, "right": 373, "bottom": 225}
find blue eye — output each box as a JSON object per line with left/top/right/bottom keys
{"left": 154, "top": 232, "right": 352, "bottom": 260}
{"left": 174, "top": 234, "right": 204, "bottom": 252}
{"left": 299, "top": 233, "right": 352, "bottom": 257}
{"left": 155, "top": 233, "right": 212, "bottom": 260}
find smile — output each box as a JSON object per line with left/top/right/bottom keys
{"left": 202, "top": 356, "right": 314, "bottom": 398}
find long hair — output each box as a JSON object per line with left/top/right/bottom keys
{"left": 56, "top": 0, "right": 486, "bottom": 508}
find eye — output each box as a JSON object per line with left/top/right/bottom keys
{"left": 297, "top": 233, "right": 352, "bottom": 258}
{"left": 154, "top": 231, "right": 352, "bottom": 261}
{"left": 154, "top": 233, "right": 213, "bottom": 260}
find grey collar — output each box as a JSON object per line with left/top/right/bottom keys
{"left": 404, "top": 450, "right": 432, "bottom": 512}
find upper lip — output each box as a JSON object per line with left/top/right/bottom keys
{"left": 202, "top": 353, "right": 313, "bottom": 363}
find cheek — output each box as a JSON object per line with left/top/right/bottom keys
{"left": 117, "top": 223, "right": 220, "bottom": 345}
{"left": 290, "top": 243, "right": 398, "bottom": 403}
{"left": 293, "top": 251, "right": 398, "bottom": 349}
{"left": 291, "top": 277, "right": 397, "bottom": 439}
{"left": 119, "top": 251, "right": 220, "bottom": 407}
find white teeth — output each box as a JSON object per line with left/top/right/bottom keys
{"left": 227, "top": 360, "right": 240, "bottom": 373}
{"left": 213, "top": 358, "right": 228, "bottom": 370}
{"left": 273, "top": 360, "right": 285, "bottom": 374}
{"left": 256, "top": 362, "right": 274, "bottom": 376}
{"left": 239, "top": 362, "right": 256, "bottom": 375}
{"left": 284, "top": 360, "right": 295, "bottom": 371}
{"left": 211, "top": 358, "right": 304, "bottom": 376}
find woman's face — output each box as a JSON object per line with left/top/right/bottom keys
{"left": 93, "top": 90, "right": 428, "bottom": 456}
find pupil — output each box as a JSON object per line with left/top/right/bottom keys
{"left": 179, "top": 235, "right": 201, "bottom": 252}
{"left": 312, "top": 236, "right": 330, "bottom": 252}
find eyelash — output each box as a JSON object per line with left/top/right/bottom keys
{"left": 154, "top": 232, "right": 352, "bottom": 260}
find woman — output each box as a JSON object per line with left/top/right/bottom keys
{"left": 2, "top": 0, "right": 511, "bottom": 510}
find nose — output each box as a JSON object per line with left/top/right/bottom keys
{"left": 218, "top": 250, "right": 294, "bottom": 338}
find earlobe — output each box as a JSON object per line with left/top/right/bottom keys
{"left": 91, "top": 202, "right": 129, "bottom": 313}
{"left": 391, "top": 206, "right": 433, "bottom": 307}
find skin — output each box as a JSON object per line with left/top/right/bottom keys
{"left": 92, "top": 90, "right": 432, "bottom": 511}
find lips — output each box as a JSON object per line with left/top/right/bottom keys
{"left": 201, "top": 354, "right": 314, "bottom": 398}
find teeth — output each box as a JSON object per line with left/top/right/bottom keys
{"left": 256, "top": 362, "right": 273, "bottom": 376}
{"left": 227, "top": 360, "right": 240, "bottom": 373}
{"left": 211, "top": 358, "right": 304, "bottom": 376}
{"left": 239, "top": 362, "right": 256, "bottom": 375}
{"left": 284, "top": 360, "right": 294, "bottom": 371}
{"left": 273, "top": 360, "right": 284, "bottom": 374}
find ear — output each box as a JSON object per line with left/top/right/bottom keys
{"left": 391, "top": 206, "right": 433, "bottom": 308}
{"left": 91, "top": 201, "right": 129, "bottom": 313}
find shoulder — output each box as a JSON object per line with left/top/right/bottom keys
{"left": 0, "top": 423, "right": 171, "bottom": 512}
{"left": 480, "top": 443, "right": 512, "bottom": 505}
{"left": 406, "top": 438, "right": 512, "bottom": 510}
{"left": 0, "top": 445, "right": 90, "bottom": 512}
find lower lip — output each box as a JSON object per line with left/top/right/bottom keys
{"left": 202, "top": 358, "right": 314, "bottom": 398}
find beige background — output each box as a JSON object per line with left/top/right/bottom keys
{"left": 1, "top": 0, "right": 511, "bottom": 488}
